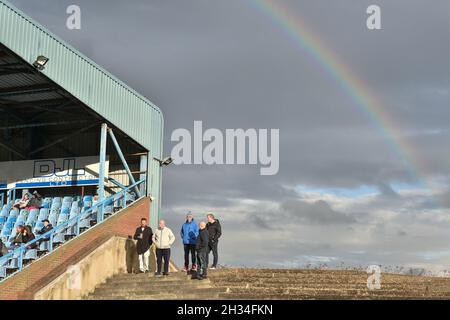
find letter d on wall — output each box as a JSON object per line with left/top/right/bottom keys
{"left": 34, "top": 160, "right": 55, "bottom": 178}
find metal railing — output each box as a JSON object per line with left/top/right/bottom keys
{"left": 0, "top": 179, "right": 145, "bottom": 282}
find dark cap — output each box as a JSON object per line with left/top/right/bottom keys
{"left": 42, "top": 219, "right": 49, "bottom": 223}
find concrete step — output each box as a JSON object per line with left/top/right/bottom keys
{"left": 113, "top": 272, "right": 188, "bottom": 280}
{"left": 216, "top": 287, "right": 450, "bottom": 297}
{"left": 99, "top": 279, "right": 211, "bottom": 289}
{"left": 209, "top": 275, "right": 450, "bottom": 286}
{"left": 88, "top": 287, "right": 225, "bottom": 300}
{"left": 211, "top": 281, "right": 450, "bottom": 290}
{"left": 217, "top": 293, "right": 448, "bottom": 300}
{"left": 94, "top": 283, "right": 213, "bottom": 294}
{"left": 105, "top": 275, "right": 192, "bottom": 285}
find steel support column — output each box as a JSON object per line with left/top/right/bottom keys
{"left": 139, "top": 153, "right": 148, "bottom": 196}
{"left": 98, "top": 123, "right": 108, "bottom": 222}
{"left": 107, "top": 128, "right": 141, "bottom": 197}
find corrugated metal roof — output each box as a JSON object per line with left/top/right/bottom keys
{"left": 0, "top": 0, "right": 164, "bottom": 225}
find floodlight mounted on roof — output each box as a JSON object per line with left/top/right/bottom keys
{"left": 33, "top": 55, "right": 49, "bottom": 70}
{"left": 153, "top": 156, "right": 173, "bottom": 167}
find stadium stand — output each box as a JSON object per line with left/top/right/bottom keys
{"left": 0, "top": 181, "right": 143, "bottom": 282}
{"left": 0, "top": 0, "right": 164, "bottom": 294}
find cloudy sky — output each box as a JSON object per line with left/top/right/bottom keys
{"left": 9, "top": 0, "right": 450, "bottom": 271}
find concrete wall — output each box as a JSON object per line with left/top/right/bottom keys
{"left": 34, "top": 237, "right": 179, "bottom": 300}
{"left": 0, "top": 197, "right": 151, "bottom": 300}
{"left": 34, "top": 237, "right": 128, "bottom": 300}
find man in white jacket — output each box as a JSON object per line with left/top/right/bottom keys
{"left": 152, "top": 219, "right": 175, "bottom": 276}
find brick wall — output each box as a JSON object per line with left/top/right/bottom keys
{"left": 0, "top": 197, "right": 151, "bottom": 300}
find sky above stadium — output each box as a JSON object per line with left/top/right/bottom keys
{"left": 9, "top": 0, "right": 450, "bottom": 272}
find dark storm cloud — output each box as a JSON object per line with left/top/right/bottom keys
{"left": 281, "top": 199, "right": 357, "bottom": 225}
{"left": 8, "top": 0, "right": 450, "bottom": 269}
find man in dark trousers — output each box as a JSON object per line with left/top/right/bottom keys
{"left": 133, "top": 218, "right": 153, "bottom": 273}
{"left": 195, "top": 221, "right": 209, "bottom": 280}
{"left": 206, "top": 213, "right": 222, "bottom": 269}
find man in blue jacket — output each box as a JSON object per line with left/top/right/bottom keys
{"left": 181, "top": 213, "right": 199, "bottom": 272}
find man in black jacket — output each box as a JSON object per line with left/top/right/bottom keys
{"left": 195, "top": 221, "right": 209, "bottom": 280}
{"left": 206, "top": 213, "right": 222, "bottom": 269}
{"left": 133, "top": 218, "right": 153, "bottom": 273}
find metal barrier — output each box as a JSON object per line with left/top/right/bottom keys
{"left": 0, "top": 179, "right": 145, "bottom": 282}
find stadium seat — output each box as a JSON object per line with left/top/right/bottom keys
{"left": 38, "top": 241, "right": 50, "bottom": 252}
{"left": 83, "top": 195, "right": 93, "bottom": 208}
{"left": 0, "top": 258, "right": 8, "bottom": 278}
{"left": 9, "top": 209, "right": 18, "bottom": 217}
{"left": 0, "top": 226, "right": 11, "bottom": 238}
{"left": 63, "top": 196, "right": 72, "bottom": 204}
{"left": 38, "top": 208, "right": 49, "bottom": 221}
{"left": 24, "top": 249, "right": 37, "bottom": 261}
{"left": 6, "top": 215, "right": 17, "bottom": 226}
{"left": 57, "top": 214, "right": 68, "bottom": 226}
{"left": 104, "top": 198, "right": 114, "bottom": 216}
{"left": 33, "top": 221, "right": 44, "bottom": 233}
{"left": 53, "top": 231, "right": 65, "bottom": 244}
{"left": 50, "top": 202, "right": 61, "bottom": 211}
{"left": 8, "top": 258, "right": 18, "bottom": 269}
{"left": 48, "top": 215, "right": 57, "bottom": 227}
{"left": 0, "top": 207, "right": 8, "bottom": 218}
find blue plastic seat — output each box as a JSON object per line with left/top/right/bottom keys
{"left": 0, "top": 259, "right": 8, "bottom": 278}
{"left": 0, "top": 227, "right": 11, "bottom": 238}
{"left": 63, "top": 196, "right": 72, "bottom": 204}
{"left": 103, "top": 198, "right": 114, "bottom": 215}
{"left": 48, "top": 215, "right": 57, "bottom": 226}
{"left": 53, "top": 197, "right": 62, "bottom": 204}
{"left": 38, "top": 208, "right": 49, "bottom": 221}
{"left": 83, "top": 195, "right": 93, "bottom": 209}
{"left": 6, "top": 215, "right": 17, "bottom": 226}
{"left": 8, "top": 258, "right": 19, "bottom": 269}
{"left": 0, "top": 207, "right": 8, "bottom": 218}
{"left": 57, "top": 214, "right": 68, "bottom": 226}
{"left": 69, "top": 206, "right": 80, "bottom": 218}
{"left": 24, "top": 249, "right": 37, "bottom": 261}
{"left": 9, "top": 209, "right": 18, "bottom": 217}
{"left": 15, "top": 216, "right": 25, "bottom": 225}
{"left": 50, "top": 204, "right": 61, "bottom": 212}
{"left": 33, "top": 221, "right": 44, "bottom": 234}
{"left": 19, "top": 209, "right": 28, "bottom": 217}
{"left": 53, "top": 231, "right": 65, "bottom": 244}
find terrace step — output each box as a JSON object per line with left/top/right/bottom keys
{"left": 86, "top": 268, "right": 450, "bottom": 300}
{"left": 86, "top": 271, "right": 226, "bottom": 300}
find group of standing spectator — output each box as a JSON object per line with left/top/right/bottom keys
{"left": 133, "top": 212, "right": 222, "bottom": 281}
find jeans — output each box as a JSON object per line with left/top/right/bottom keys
{"left": 138, "top": 249, "right": 150, "bottom": 272}
{"left": 184, "top": 244, "right": 196, "bottom": 267}
{"left": 156, "top": 248, "right": 171, "bottom": 274}
{"left": 206, "top": 241, "right": 218, "bottom": 267}
{"left": 196, "top": 249, "right": 207, "bottom": 277}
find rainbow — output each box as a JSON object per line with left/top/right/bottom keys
{"left": 249, "top": 0, "right": 437, "bottom": 199}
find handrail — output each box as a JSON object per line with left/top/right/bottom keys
{"left": 0, "top": 179, "right": 145, "bottom": 280}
